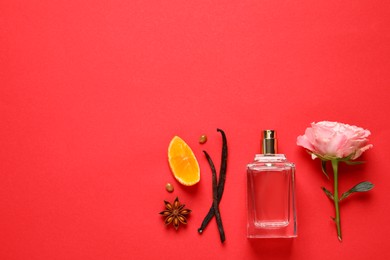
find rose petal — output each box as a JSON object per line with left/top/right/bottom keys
{"left": 297, "top": 121, "right": 372, "bottom": 160}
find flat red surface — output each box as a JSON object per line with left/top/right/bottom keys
{"left": 1, "top": 1, "right": 390, "bottom": 259}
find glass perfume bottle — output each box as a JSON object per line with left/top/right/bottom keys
{"left": 246, "top": 130, "right": 297, "bottom": 238}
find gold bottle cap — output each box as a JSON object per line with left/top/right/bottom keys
{"left": 262, "top": 130, "right": 277, "bottom": 154}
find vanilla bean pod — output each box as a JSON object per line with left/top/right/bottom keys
{"left": 203, "top": 150, "right": 225, "bottom": 243}
{"left": 198, "top": 129, "right": 228, "bottom": 238}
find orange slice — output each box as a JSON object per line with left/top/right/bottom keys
{"left": 168, "top": 136, "right": 200, "bottom": 186}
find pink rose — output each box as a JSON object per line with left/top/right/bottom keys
{"left": 297, "top": 121, "right": 374, "bottom": 241}
{"left": 297, "top": 121, "right": 373, "bottom": 160}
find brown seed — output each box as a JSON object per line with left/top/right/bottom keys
{"left": 199, "top": 134, "right": 208, "bottom": 144}
{"left": 165, "top": 183, "right": 174, "bottom": 193}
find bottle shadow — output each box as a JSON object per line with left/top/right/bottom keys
{"left": 248, "top": 238, "right": 294, "bottom": 258}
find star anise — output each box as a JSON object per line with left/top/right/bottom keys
{"left": 159, "top": 197, "right": 191, "bottom": 230}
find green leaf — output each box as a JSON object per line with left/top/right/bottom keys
{"left": 321, "top": 160, "right": 330, "bottom": 179}
{"left": 344, "top": 160, "right": 365, "bottom": 165}
{"left": 321, "top": 186, "right": 334, "bottom": 200}
{"left": 340, "top": 181, "right": 374, "bottom": 201}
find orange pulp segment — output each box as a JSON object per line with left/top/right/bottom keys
{"left": 168, "top": 136, "right": 200, "bottom": 186}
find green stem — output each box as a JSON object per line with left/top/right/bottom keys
{"left": 331, "top": 160, "right": 342, "bottom": 242}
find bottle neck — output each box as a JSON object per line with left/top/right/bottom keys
{"left": 254, "top": 154, "right": 287, "bottom": 162}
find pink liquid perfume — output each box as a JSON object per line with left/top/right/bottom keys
{"left": 246, "top": 130, "right": 297, "bottom": 238}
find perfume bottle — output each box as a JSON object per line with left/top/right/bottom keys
{"left": 246, "top": 130, "right": 297, "bottom": 238}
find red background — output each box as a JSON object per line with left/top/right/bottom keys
{"left": 1, "top": 1, "right": 390, "bottom": 259}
